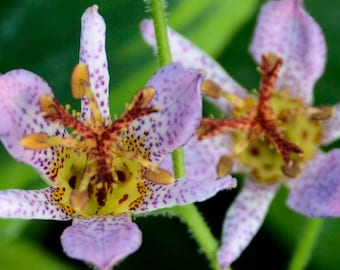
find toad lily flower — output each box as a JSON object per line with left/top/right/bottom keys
{"left": 141, "top": 0, "right": 340, "bottom": 268}
{"left": 0, "top": 6, "right": 236, "bottom": 270}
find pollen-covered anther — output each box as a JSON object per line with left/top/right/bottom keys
{"left": 128, "top": 87, "right": 156, "bottom": 110}
{"left": 70, "top": 63, "right": 103, "bottom": 125}
{"left": 21, "top": 133, "right": 76, "bottom": 150}
{"left": 202, "top": 80, "right": 223, "bottom": 99}
{"left": 39, "top": 94, "right": 62, "bottom": 120}
{"left": 144, "top": 168, "right": 175, "bottom": 185}
{"left": 122, "top": 87, "right": 159, "bottom": 121}
{"left": 71, "top": 63, "right": 90, "bottom": 99}
{"left": 202, "top": 80, "right": 245, "bottom": 108}
{"left": 309, "top": 106, "right": 335, "bottom": 121}
{"left": 104, "top": 88, "right": 159, "bottom": 141}
{"left": 281, "top": 161, "right": 301, "bottom": 178}
{"left": 70, "top": 190, "right": 89, "bottom": 213}
{"left": 21, "top": 133, "right": 51, "bottom": 150}
{"left": 217, "top": 155, "right": 233, "bottom": 178}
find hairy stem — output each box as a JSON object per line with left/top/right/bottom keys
{"left": 171, "top": 205, "right": 221, "bottom": 270}
{"left": 149, "top": 1, "right": 223, "bottom": 270}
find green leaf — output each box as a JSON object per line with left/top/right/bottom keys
{"left": 0, "top": 239, "right": 78, "bottom": 270}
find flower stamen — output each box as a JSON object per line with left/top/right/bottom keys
{"left": 144, "top": 167, "right": 175, "bottom": 185}
{"left": 309, "top": 106, "right": 335, "bottom": 121}
{"left": 21, "top": 63, "right": 163, "bottom": 214}
{"left": 202, "top": 79, "right": 246, "bottom": 108}
{"left": 71, "top": 63, "right": 103, "bottom": 126}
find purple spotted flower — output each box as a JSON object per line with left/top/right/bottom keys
{"left": 0, "top": 6, "right": 236, "bottom": 270}
{"left": 141, "top": 0, "right": 340, "bottom": 268}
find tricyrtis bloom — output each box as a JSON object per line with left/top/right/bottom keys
{"left": 21, "top": 62, "right": 165, "bottom": 217}
{"left": 199, "top": 53, "right": 325, "bottom": 184}
{"left": 0, "top": 6, "right": 235, "bottom": 270}
{"left": 141, "top": 0, "right": 340, "bottom": 268}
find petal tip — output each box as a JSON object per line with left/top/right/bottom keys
{"left": 86, "top": 5, "right": 99, "bottom": 14}
{"left": 226, "top": 176, "right": 237, "bottom": 189}
{"left": 61, "top": 216, "right": 142, "bottom": 270}
{"left": 140, "top": 19, "right": 155, "bottom": 45}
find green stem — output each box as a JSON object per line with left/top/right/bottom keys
{"left": 149, "top": 0, "right": 172, "bottom": 66}
{"left": 288, "top": 218, "right": 323, "bottom": 270}
{"left": 149, "top": 0, "right": 185, "bottom": 178}
{"left": 170, "top": 147, "right": 186, "bottom": 178}
{"left": 171, "top": 204, "right": 221, "bottom": 270}
{"left": 148, "top": 1, "right": 223, "bottom": 270}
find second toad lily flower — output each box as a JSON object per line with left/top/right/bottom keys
{"left": 0, "top": 6, "right": 236, "bottom": 270}
{"left": 141, "top": 0, "right": 340, "bottom": 268}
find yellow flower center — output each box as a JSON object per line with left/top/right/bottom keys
{"left": 199, "top": 54, "right": 334, "bottom": 184}
{"left": 233, "top": 91, "right": 323, "bottom": 184}
{"left": 21, "top": 63, "right": 174, "bottom": 217}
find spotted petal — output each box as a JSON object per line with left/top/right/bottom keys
{"left": 124, "top": 63, "right": 202, "bottom": 164}
{"left": 0, "top": 69, "right": 67, "bottom": 183}
{"left": 218, "top": 180, "right": 278, "bottom": 269}
{"left": 249, "top": 0, "right": 326, "bottom": 104}
{"left": 0, "top": 187, "right": 71, "bottom": 220}
{"left": 287, "top": 150, "right": 340, "bottom": 217}
{"left": 161, "top": 135, "right": 234, "bottom": 180}
{"left": 133, "top": 176, "right": 236, "bottom": 213}
{"left": 321, "top": 104, "right": 340, "bottom": 145}
{"left": 140, "top": 19, "right": 248, "bottom": 113}
{"left": 80, "top": 5, "right": 110, "bottom": 120}
{"left": 61, "top": 215, "right": 141, "bottom": 270}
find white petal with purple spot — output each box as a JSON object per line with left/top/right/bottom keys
{"left": 133, "top": 176, "right": 236, "bottom": 213}
{"left": 80, "top": 5, "right": 110, "bottom": 120}
{"left": 0, "top": 69, "right": 67, "bottom": 184}
{"left": 140, "top": 19, "right": 248, "bottom": 113}
{"left": 249, "top": 0, "right": 326, "bottom": 104}
{"left": 287, "top": 150, "right": 340, "bottom": 217}
{"left": 0, "top": 187, "right": 71, "bottom": 220}
{"left": 218, "top": 180, "right": 278, "bottom": 269}
{"left": 61, "top": 215, "right": 142, "bottom": 270}
{"left": 124, "top": 63, "right": 202, "bottom": 164}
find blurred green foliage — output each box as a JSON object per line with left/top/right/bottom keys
{"left": 0, "top": 0, "right": 339, "bottom": 269}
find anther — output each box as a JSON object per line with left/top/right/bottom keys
{"left": 21, "top": 133, "right": 50, "bottom": 150}
{"left": 310, "top": 106, "right": 334, "bottom": 121}
{"left": 127, "top": 87, "right": 156, "bottom": 110}
{"left": 69, "top": 190, "right": 89, "bottom": 212}
{"left": 216, "top": 155, "right": 233, "bottom": 178}
{"left": 39, "top": 94, "right": 61, "bottom": 119}
{"left": 202, "top": 80, "right": 222, "bottom": 99}
{"left": 71, "top": 63, "right": 90, "bottom": 99}
{"left": 281, "top": 161, "right": 301, "bottom": 178}
{"left": 144, "top": 168, "right": 175, "bottom": 185}
{"left": 21, "top": 133, "right": 77, "bottom": 150}
{"left": 202, "top": 80, "right": 245, "bottom": 108}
